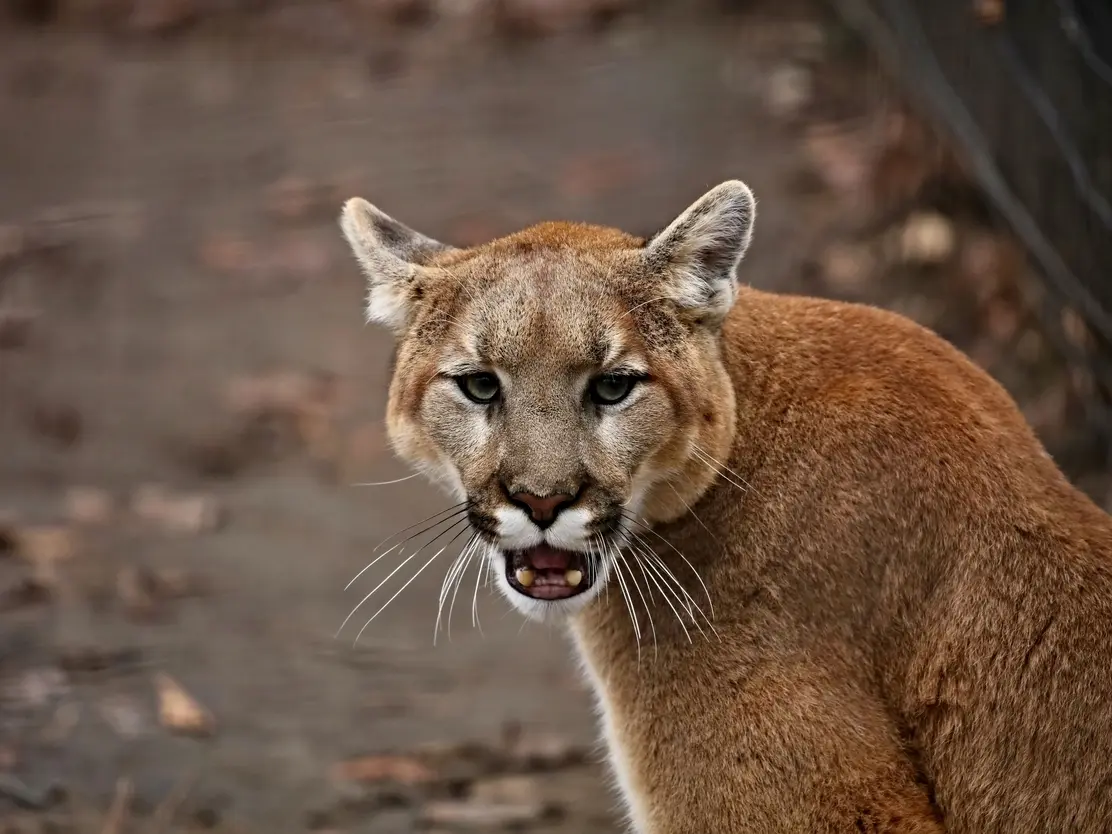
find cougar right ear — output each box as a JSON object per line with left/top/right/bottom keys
{"left": 642, "top": 180, "right": 756, "bottom": 326}
{"left": 339, "top": 198, "right": 457, "bottom": 332}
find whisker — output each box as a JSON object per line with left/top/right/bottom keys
{"left": 666, "top": 482, "right": 720, "bottom": 544}
{"left": 633, "top": 538, "right": 717, "bottom": 639}
{"left": 601, "top": 535, "right": 641, "bottom": 659}
{"left": 690, "top": 448, "right": 751, "bottom": 496}
{"left": 618, "top": 511, "right": 716, "bottom": 620}
{"left": 446, "top": 535, "right": 482, "bottom": 642}
{"left": 352, "top": 473, "right": 422, "bottom": 487}
{"left": 629, "top": 532, "right": 716, "bottom": 637}
{"left": 354, "top": 524, "right": 473, "bottom": 644}
{"left": 614, "top": 542, "right": 656, "bottom": 655}
{"left": 607, "top": 294, "right": 675, "bottom": 330}
{"left": 435, "top": 536, "right": 478, "bottom": 644}
{"left": 370, "top": 502, "right": 469, "bottom": 556}
{"left": 471, "top": 541, "right": 487, "bottom": 635}
{"left": 692, "top": 444, "right": 759, "bottom": 496}
{"left": 629, "top": 542, "right": 696, "bottom": 643}
{"left": 345, "top": 506, "right": 468, "bottom": 592}
{"left": 338, "top": 517, "right": 470, "bottom": 637}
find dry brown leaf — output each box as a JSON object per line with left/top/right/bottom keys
{"left": 331, "top": 753, "right": 436, "bottom": 785}
{"left": 154, "top": 673, "right": 215, "bottom": 737}
{"left": 14, "top": 525, "right": 76, "bottom": 586}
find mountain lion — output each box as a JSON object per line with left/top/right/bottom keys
{"left": 340, "top": 181, "right": 1112, "bottom": 833}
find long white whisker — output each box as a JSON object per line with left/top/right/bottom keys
{"left": 471, "top": 542, "right": 486, "bottom": 635}
{"left": 691, "top": 447, "right": 751, "bottom": 496}
{"left": 345, "top": 511, "right": 468, "bottom": 591}
{"left": 446, "top": 537, "right": 481, "bottom": 642}
{"left": 626, "top": 515, "right": 716, "bottom": 620}
{"left": 627, "top": 530, "right": 712, "bottom": 628}
{"left": 637, "top": 542, "right": 717, "bottom": 639}
{"left": 631, "top": 544, "right": 695, "bottom": 643}
{"left": 692, "top": 443, "right": 759, "bottom": 496}
{"left": 615, "top": 543, "right": 656, "bottom": 655}
{"left": 435, "top": 536, "right": 478, "bottom": 644}
{"left": 339, "top": 518, "right": 469, "bottom": 635}
{"left": 352, "top": 473, "right": 421, "bottom": 487}
{"left": 368, "top": 503, "right": 469, "bottom": 556}
{"left": 604, "top": 536, "right": 641, "bottom": 660}
{"left": 354, "top": 536, "right": 463, "bottom": 644}
{"left": 667, "top": 481, "right": 720, "bottom": 544}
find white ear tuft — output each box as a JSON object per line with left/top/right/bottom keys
{"left": 643, "top": 180, "right": 756, "bottom": 324}
{"left": 339, "top": 198, "right": 455, "bottom": 331}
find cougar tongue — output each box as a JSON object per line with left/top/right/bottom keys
{"left": 521, "top": 544, "right": 574, "bottom": 571}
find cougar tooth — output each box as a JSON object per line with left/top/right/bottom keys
{"left": 515, "top": 568, "right": 535, "bottom": 587}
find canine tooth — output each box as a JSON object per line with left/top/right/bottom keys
{"left": 565, "top": 569, "right": 583, "bottom": 587}
{"left": 515, "top": 568, "right": 535, "bottom": 587}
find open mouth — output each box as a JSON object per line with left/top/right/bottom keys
{"left": 505, "top": 544, "right": 594, "bottom": 601}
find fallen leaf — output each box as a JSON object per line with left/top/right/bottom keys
{"left": 331, "top": 754, "right": 436, "bottom": 785}
{"left": 154, "top": 673, "right": 215, "bottom": 737}
{"left": 14, "top": 525, "right": 76, "bottom": 585}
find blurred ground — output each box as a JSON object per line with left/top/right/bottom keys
{"left": 0, "top": 1, "right": 1104, "bottom": 831}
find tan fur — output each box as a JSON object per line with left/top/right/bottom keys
{"left": 340, "top": 183, "right": 1112, "bottom": 833}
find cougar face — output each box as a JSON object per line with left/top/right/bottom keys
{"left": 341, "top": 181, "right": 754, "bottom": 620}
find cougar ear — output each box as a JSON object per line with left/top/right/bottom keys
{"left": 339, "top": 198, "right": 457, "bottom": 332}
{"left": 643, "top": 180, "right": 756, "bottom": 325}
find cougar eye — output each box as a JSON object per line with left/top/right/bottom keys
{"left": 457, "top": 372, "right": 500, "bottom": 404}
{"left": 589, "top": 373, "right": 639, "bottom": 406}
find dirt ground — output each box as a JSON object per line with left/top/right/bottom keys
{"left": 0, "top": 1, "right": 1103, "bottom": 832}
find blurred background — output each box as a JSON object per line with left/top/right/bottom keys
{"left": 0, "top": 0, "right": 1109, "bottom": 831}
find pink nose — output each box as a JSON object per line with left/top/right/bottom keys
{"left": 510, "top": 492, "right": 575, "bottom": 527}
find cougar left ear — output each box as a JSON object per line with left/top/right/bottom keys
{"left": 643, "top": 180, "right": 756, "bottom": 325}
{"left": 339, "top": 198, "right": 457, "bottom": 332}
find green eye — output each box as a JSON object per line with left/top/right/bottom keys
{"left": 457, "top": 372, "right": 500, "bottom": 404}
{"left": 589, "top": 373, "right": 639, "bottom": 406}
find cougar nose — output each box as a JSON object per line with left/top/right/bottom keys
{"left": 508, "top": 490, "right": 576, "bottom": 529}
